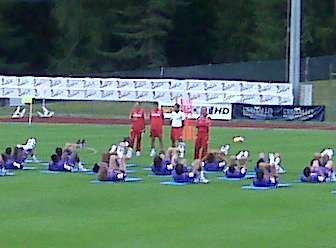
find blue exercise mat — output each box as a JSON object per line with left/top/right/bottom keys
{"left": 83, "top": 171, "right": 96, "bottom": 175}
{"left": 296, "top": 179, "right": 336, "bottom": 184}
{"left": 39, "top": 162, "right": 49, "bottom": 166}
{"left": 220, "top": 174, "right": 255, "bottom": 181}
{"left": 160, "top": 181, "right": 189, "bottom": 186}
{"left": 22, "top": 166, "right": 37, "bottom": 170}
{"left": 41, "top": 170, "right": 94, "bottom": 175}
{"left": 148, "top": 174, "right": 171, "bottom": 178}
{"left": 25, "top": 159, "right": 42, "bottom": 163}
{"left": 127, "top": 163, "right": 142, "bottom": 167}
{"left": 40, "top": 170, "right": 66, "bottom": 174}
{"left": 0, "top": 172, "right": 15, "bottom": 176}
{"left": 205, "top": 170, "right": 225, "bottom": 174}
{"left": 242, "top": 183, "right": 292, "bottom": 190}
{"left": 90, "top": 177, "right": 143, "bottom": 184}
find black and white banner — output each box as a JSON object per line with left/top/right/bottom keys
{"left": 0, "top": 76, "right": 293, "bottom": 105}
{"left": 232, "top": 104, "right": 325, "bottom": 121}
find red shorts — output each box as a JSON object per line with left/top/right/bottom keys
{"left": 150, "top": 128, "right": 163, "bottom": 138}
{"left": 171, "top": 127, "right": 183, "bottom": 141}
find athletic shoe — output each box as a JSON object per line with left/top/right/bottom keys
{"left": 200, "top": 176, "right": 209, "bottom": 184}
{"left": 13, "top": 162, "right": 21, "bottom": 169}
{"left": 78, "top": 163, "right": 89, "bottom": 172}
{"left": 32, "top": 155, "right": 39, "bottom": 163}
{"left": 136, "top": 151, "right": 141, "bottom": 157}
{"left": 178, "top": 142, "right": 186, "bottom": 158}
{"left": 200, "top": 171, "right": 209, "bottom": 184}
{"left": 150, "top": 149, "right": 156, "bottom": 157}
{"left": 220, "top": 145, "right": 230, "bottom": 155}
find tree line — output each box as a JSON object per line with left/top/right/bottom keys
{"left": 0, "top": 0, "right": 335, "bottom": 75}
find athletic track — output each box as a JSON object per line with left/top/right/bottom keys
{"left": 0, "top": 117, "right": 335, "bottom": 131}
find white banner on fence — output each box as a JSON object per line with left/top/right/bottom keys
{"left": 0, "top": 76, "right": 294, "bottom": 105}
{"left": 163, "top": 103, "right": 232, "bottom": 120}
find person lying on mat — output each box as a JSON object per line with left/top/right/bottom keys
{"left": 2, "top": 147, "right": 18, "bottom": 170}
{"left": 11, "top": 147, "right": 27, "bottom": 169}
{"left": 97, "top": 152, "right": 127, "bottom": 182}
{"left": 269, "top": 153, "right": 286, "bottom": 174}
{"left": 203, "top": 147, "right": 228, "bottom": 172}
{"left": 48, "top": 154, "right": 72, "bottom": 172}
{"left": 172, "top": 159, "right": 209, "bottom": 184}
{"left": 151, "top": 147, "right": 181, "bottom": 175}
{"left": 255, "top": 152, "right": 285, "bottom": 174}
{"left": 253, "top": 163, "right": 279, "bottom": 187}
{"left": 2, "top": 146, "right": 32, "bottom": 170}
{"left": 92, "top": 138, "right": 133, "bottom": 173}
{"left": 49, "top": 145, "right": 86, "bottom": 172}
{"left": 320, "top": 148, "right": 333, "bottom": 166}
{"left": 301, "top": 166, "right": 326, "bottom": 183}
{"left": 225, "top": 154, "right": 248, "bottom": 178}
{"left": 111, "top": 137, "right": 133, "bottom": 161}
{"left": 0, "top": 154, "right": 5, "bottom": 172}
{"left": 16, "top": 137, "right": 38, "bottom": 162}
{"left": 306, "top": 157, "right": 335, "bottom": 182}
{"left": 152, "top": 154, "right": 174, "bottom": 176}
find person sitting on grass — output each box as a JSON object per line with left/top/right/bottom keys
{"left": 151, "top": 148, "right": 180, "bottom": 175}
{"left": 203, "top": 145, "right": 229, "bottom": 172}
{"left": 172, "top": 159, "right": 209, "bottom": 184}
{"left": 253, "top": 162, "right": 279, "bottom": 187}
{"left": 225, "top": 152, "right": 249, "bottom": 178}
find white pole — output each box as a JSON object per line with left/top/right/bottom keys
{"left": 28, "top": 102, "right": 33, "bottom": 125}
{"left": 289, "top": 0, "right": 301, "bottom": 105}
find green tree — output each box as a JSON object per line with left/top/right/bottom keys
{"left": 302, "top": 0, "right": 336, "bottom": 57}
{"left": 213, "top": 0, "right": 256, "bottom": 63}
{"left": 0, "top": 0, "right": 55, "bottom": 74}
{"left": 166, "top": 0, "right": 217, "bottom": 66}
{"left": 95, "top": 0, "right": 173, "bottom": 70}
{"left": 248, "top": 0, "right": 288, "bottom": 60}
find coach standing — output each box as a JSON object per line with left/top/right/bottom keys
{"left": 170, "top": 103, "right": 185, "bottom": 147}
{"left": 129, "top": 102, "right": 145, "bottom": 156}
{"left": 194, "top": 107, "right": 211, "bottom": 159}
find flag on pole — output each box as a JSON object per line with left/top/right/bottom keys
{"left": 21, "top": 96, "right": 34, "bottom": 105}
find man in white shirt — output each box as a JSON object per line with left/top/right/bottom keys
{"left": 170, "top": 103, "right": 186, "bottom": 147}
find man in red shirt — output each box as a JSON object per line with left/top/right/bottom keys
{"left": 194, "top": 107, "right": 211, "bottom": 159}
{"left": 149, "top": 102, "right": 164, "bottom": 156}
{"left": 129, "top": 102, "right": 145, "bottom": 156}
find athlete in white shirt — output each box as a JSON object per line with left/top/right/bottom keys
{"left": 170, "top": 103, "right": 186, "bottom": 147}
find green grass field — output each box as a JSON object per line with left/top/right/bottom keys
{"left": 0, "top": 123, "right": 336, "bottom": 248}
